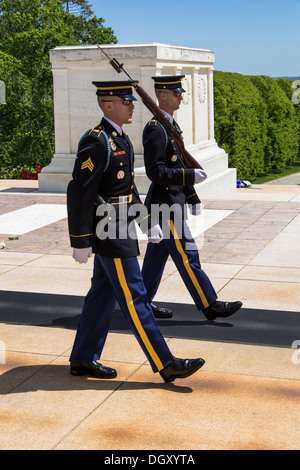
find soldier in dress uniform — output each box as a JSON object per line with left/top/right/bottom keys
{"left": 67, "top": 80, "right": 205, "bottom": 383}
{"left": 142, "top": 76, "right": 243, "bottom": 321}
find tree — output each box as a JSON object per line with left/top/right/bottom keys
{"left": 62, "top": 0, "right": 93, "bottom": 16}
{"left": 214, "top": 71, "right": 300, "bottom": 180}
{"left": 0, "top": 51, "right": 36, "bottom": 176}
{"left": 249, "top": 75, "right": 299, "bottom": 173}
{"left": 214, "top": 71, "right": 268, "bottom": 179}
{"left": 0, "top": 0, "right": 117, "bottom": 177}
{"left": 276, "top": 78, "right": 300, "bottom": 159}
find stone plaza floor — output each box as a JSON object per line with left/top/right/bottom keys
{"left": 0, "top": 179, "right": 299, "bottom": 450}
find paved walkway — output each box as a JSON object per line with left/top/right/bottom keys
{"left": 266, "top": 171, "right": 300, "bottom": 185}
{"left": 0, "top": 180, "right": 299, "bottom": 450}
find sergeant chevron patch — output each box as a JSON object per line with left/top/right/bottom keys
{"left": 81, "top": 157, "right": 94, "bottom": 172}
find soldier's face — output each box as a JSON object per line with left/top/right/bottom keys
{"left": 159, "top": 91, "right": 183, "bottom": 113}
{"left": 168, "top": 91, "right": 183, "bottom": 111}
{"left": 103, "top": 98, "right": 135, "bottom": 127}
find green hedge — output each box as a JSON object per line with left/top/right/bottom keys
{"left": 214, "top": 71, "right": 300, "bottom": 179}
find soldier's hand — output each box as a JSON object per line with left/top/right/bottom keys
{"left": 194, "top": 169, "right": 208, "bottom": 184}
{"left": 72, "top": 247, "right": 92, "bottom": 264}
{"left": 189, "top": 203, "right": 202, "bottom": 216}
{"left": 147, "top": 224, "right": 163, "bottom": 244}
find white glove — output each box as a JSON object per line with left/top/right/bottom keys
{"left": 147, "top": 224, "right": 163, "bottom": 244}
{"left": 72, "top": 247, "right": 92, "bottom": 264}
{"left": 194, "top": 169, "right": 208, "bottom": 184}
{"left": 189, "top": 203, "right": 202, "bottom": 216}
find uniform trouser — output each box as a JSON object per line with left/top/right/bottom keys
{"left": 69, "top": 254, "right": 174, "bottom": 373}
{"left": 142, "top": 220, "right": 217, "bottom": 311}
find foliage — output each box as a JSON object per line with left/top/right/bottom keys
{"left": 249, "top": 75, "right": 299, "bottom": 174}
{"left": 0, "top": 51, "right": 39, "bottom": 173}
{"left": 214, "top": 72, "right": 300, "bottom": 179}
{"left": 0, "top": 0, "right": 117, "bottom": 178}
{"left": 276, "top": 77, "right": 300, "bottom": 158}
{"left": 214, "top": 71, "right": 267, "bottom": 179}
{"left": 62, "top": 0, "right": 93, "bottom": 16}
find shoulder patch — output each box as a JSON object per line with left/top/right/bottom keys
{"left": 81, "top": 157, "right": 94, "bottom": 172}
{"left": 148, "top": 118, "right": 158, "bottom": 126}
{"left": 89, "top": 125, "right": 104, "bottom": 137}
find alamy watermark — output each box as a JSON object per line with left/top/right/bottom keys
{"left": 0, "top": 80, "right": 6, "bottom": 104}
{"left": 0, "top": 340, "right": 6, "bottom": 364}
{"left": 95, "top": 202, "right": 204, "bottom": 251}
{"left": 292, "top": 80, "right": 300, "bottom": 105}
{"left": 291, "top": 340, "right": 300, "bottom": 365}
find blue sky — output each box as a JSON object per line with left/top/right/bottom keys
{"left": 91, "top": 0, "right": 300, "bottom": 77}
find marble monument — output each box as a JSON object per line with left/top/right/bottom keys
{"left": 39, "top": 43, "right": 236, "bottom": 194}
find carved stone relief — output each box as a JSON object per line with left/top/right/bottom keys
{"left": 181, "top": 76, "right": 191, "bottom": 105}
{"left": 198, "top": 76, "right": 207, "bottom": 104}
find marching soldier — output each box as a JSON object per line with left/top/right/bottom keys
{"left": 142, "top": 75, "right": 243, "bottom": 321}
{"left": 67, "top": 80, "right": 205, "bottom": 383}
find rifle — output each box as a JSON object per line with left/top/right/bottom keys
{"left": 97, "top": 45, "right": 203, "bottom": 170}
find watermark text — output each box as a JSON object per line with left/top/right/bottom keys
{"left": 292, "top": 80, "right": 300, "bottom": 105}
{"left": 95, "top": 202, "right": 203, "bottom": 251}
{"left": 291, "top": 340, "right": 300, "bottom": 365}
{"left": 0, "top": 341, "right": 6, "bottom": 364}
{"left": 0, "top": 80, "right": 6, "bottom": 104}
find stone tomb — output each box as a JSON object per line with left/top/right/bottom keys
{"left": 39, "top": 43, "right": 236, "bottom": 194}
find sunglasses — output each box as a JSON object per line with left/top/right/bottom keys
{"left": 100, "top": 98, "right": 133, "bottom": 106}
{"left": 158, "top": 90, "right": 183, "bottom": 97}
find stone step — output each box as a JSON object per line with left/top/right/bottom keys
{"left": 195, "top": 168, "right": 237, "bottom": 196}
{"left": 135, "top": 167, "right": 236, "bottom": 196}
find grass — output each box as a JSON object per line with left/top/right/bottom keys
{"left": 252, "top": 159, "right": 300, "bottom": 184}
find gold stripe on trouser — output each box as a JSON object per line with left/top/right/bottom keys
{"left": 168, "top": 220, "right": 209, "bottom": 308}
{"left": 113, "top": 258, "right": 164, "bottom": 371}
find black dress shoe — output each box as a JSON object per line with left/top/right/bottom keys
{"left": 150, "top": 302, "right": 173, "bottom": 319}
{"left": 160, "top": 357, "right": 205, "bottom": 383}
{"left": 70, "top": 361, "right": 117, "bottom": 379}
{"left": 202, "top": 300, "right": 242, "bottom": 321}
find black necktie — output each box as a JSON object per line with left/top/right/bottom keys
{"left": 173, "top": 120, "right": 182, "bottom": 134}
{"left": 122, "top": 131, "right": 132, "bottom": 154}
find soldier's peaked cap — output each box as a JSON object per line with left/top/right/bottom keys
{"left": 152, "top": 75, "right": 186, "bottom": 93}
{"left": 92, "top": 80, "right": 138, "bottom": 100}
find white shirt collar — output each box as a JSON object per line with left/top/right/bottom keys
{"left": 103, "top": 116, "right": 123, "bottom": 136}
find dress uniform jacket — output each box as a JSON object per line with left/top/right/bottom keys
{"left": 67, "top": 118, "right": 146, "bottom": 258}
{"left": 141, "top": 117, "right": 217, "bottom": 311}
{"left": 142, "top": 118, "right": 201, "bottom": 217}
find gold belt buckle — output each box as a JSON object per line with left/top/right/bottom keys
{"left": 111, "top": 194, "right": 132, "bottom": 205}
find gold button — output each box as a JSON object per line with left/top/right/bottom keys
{"left": 166, "top": 187, "right": 169, "bottom": 190}
{"left": 120, "top": 163, "right": 123, "bottom": 166}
